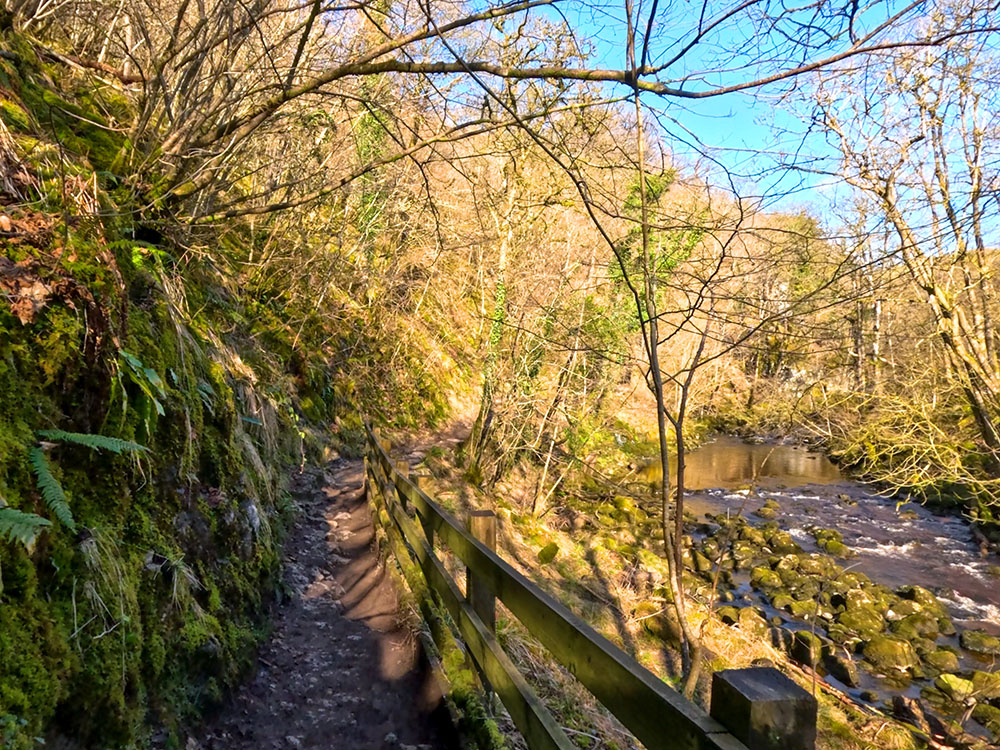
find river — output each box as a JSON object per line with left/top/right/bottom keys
{"left": 641, "top": 435, "right": 1000, "bottom": 632}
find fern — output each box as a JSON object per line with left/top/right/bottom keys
{"left": 28, "top": 447, "right": 76, "bottom": 532}
{"left": 36, "top": 430, "right": 148, "bottom": 454}
{"left": 0, "top": 507, "right": 51, "bottom": 548}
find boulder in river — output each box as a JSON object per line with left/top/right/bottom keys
{"left": 891, "top": 612, "right": 941, "bottom": 641}
{"left": 862, "top": 635, "right": 919, "bottom": 672}
{"left": 750, "top": 565, "right": 783, "bottom": 590}
{"left": 972, "top": 703, "right": 1000, "bottom": 740}
{"left": 922, "top": 649, "right": 960, "bottom": 674}
{"left": 896, "top": 585, "right": 948, "bottom": 617}
{"left": 934, "top": 673, "right": 975, "bottom": 702}
{"left": 837, "top": 606, "right": 885, "bottom": 638}
{"left": 971, "top": 669, "right": 1000, "bottom": 699}
{"left": 960, "top": 629, "right": 1000, "bottom": 656}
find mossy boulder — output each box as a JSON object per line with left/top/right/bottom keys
{"left": 838, "top": 607, "right": 885, "bottom": 638}
{"left": 843, "top": 587, "right": 875, "bottom": 611}
{"left": 961, "top": 629, "right": 1000, "bottom": 656}
{"left": 824, "top": 651, "right": 860, "bottom": 687}
{"left": 772, "top": 554, "right": 799, "bottom": 572}
{"left": 717, "top": 606, "right": 741, "bottom": 625}
{"left": 797, "top": 554, "right": 840, "bottom": 578}
{"left": 820, "top": 539, "right": 852, "bottom": 558}
{"left": 971, "top": 669, "right": 1000, "bottom": 699}
{"left": 772, "top": 593, "right": 794, "bottom": 611}
{"left": 862, "top": 635, "right": 919, "bottom": 672}
{"left": 790, "top": 630, "right": 827, "bottom": 667}
{"left": 891, "top": 612, "right": 940, "bottom": 641}
{"left": 919, "top": 685, "right": 963, "bottom": 716}
{"left": 972, "top": 703, "right": 1000, "bottom": 739}
{"left": 767, "top": 531, "right": 802, "bottom": 555}
{"left": 731, "top": 540, "right": 757, "bottom": 564}
{"left": 935, "top": 673, "right": 975, "bottom": 702}
{"left": 738, "top": 525, "right": 766, "bottom": 547}
{"left": 923, "top": 649, "right": 960, "bottom": 673}
{"left": 639, "top": 608, "right": 682, "bottom": 649}
{"left": 896, "top": 585, "right": 947, "bottom": 616}
{"left": 737, "top": 606, "right": 769, "bottom": 636}
{"left": 750, "top": 565, "right": 782, "bottom": 590}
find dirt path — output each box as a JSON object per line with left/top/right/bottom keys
{"left": 194, "top": 457, "right": 453, "bottom": 750}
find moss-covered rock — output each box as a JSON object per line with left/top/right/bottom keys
{"left": 923, "top": 649, "right": 960, "bottom": 673}
{"left": 890, "top": 612, "right": 940, "bottom": 641}
{"left": 960, "top": 629, "right": 1000, "bottom": 656}
{"left": 934, "top": 673, "right": 974, "bottom": 702}
{"left": 791, "top": 630, "right": 825, "bottom": 667}
{"left": 750, "top": 565, "right": 782, "bottom": 590}
{"left": 971, "top": 669, "right": 1000, "bottom": 699}
{"left": 896, "top": 585, "right": 947, "bottom": 616}
{"left": 972, "top": 703, "right": 1000, "bottom": 739}
{"left": 837, "top": 607, "right": 885, "bottom": 638}
{"left": 862, "top": 635, "right": 918, "bottom": 672}
{"left": 823, "top": 651, "right": 860, "bottom": 687}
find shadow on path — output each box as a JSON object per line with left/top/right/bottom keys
{"left": 196, "top": 459, "right": 454, "bottom": 750}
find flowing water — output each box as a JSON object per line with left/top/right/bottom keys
{"left": 640, "top": 436, "right": 1000, "bottom": 632}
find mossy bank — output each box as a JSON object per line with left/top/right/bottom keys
{"left": 0, "top": 32, "right": 447, "bottom": 748}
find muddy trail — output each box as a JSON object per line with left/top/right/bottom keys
{"left": 193, "top": 457, "right": 454, "bottom": 750}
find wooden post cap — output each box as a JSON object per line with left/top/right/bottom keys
{"left": 710, "top": 667, "right": 817, "bottom": 750}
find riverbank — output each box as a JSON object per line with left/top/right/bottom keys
{"left": 406, "top": 430, "right": 998, "bottom": 749}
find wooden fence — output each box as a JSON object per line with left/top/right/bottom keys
{"left": 363, "top": 425, "right": 816, "bottom": 750}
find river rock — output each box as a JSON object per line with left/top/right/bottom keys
{"left": 772, "top": 593, "right": 794, "bottom": 611}
{"left": 896, "top": 585, "right": 948, "bottom": 616}
{"left": 791, "top": 630, "right": 825, "bottom": 667}
{"left": 972, "top": 669, "right": 1000, "bottom": 699}
{"left": 731, "top": 540, "right": 757, "bottom": 564}
{"left": 737, "top": 606, "right": 769, "bottom": 636}
{"left": 717, "top": 606, "right": 741, "bottom": 625}
{"left": 826, "top": 623, "right": 862, "bottom": 648}
{"left": 891, "top": 612, "right": 940, "bottom": 641}
{"left": 821, "top": 540, "right": 852, "bottom": 558}
{"left": 923, "top": 649, "right": 960, "bottom": 673}
{"left": 797, "top": 554, "right": 840, "bottom": 578}
{"left": 751, "top": 565, "right": 782, "bottom": 590}
{"left": 823, "top": 651, "right": 860, "bottom": 687}
{"left": 972, "top": 703, "right": 1000, "bottom": 739}
{"left": 754, "top": 505, "right": 777, "bottom": 520}
{"left": 937, "top": 617, "right": 956, "bottom": 636}
{"left": 935, "top": 673, "right": 975, "bottom": 702}
{"left": 768, "top": 531, "right": 803, "bottom": 555}
{"left": 863, "top": 635, "right": 919, "bottom": 672}
{"left": 772, "top": 554, "right": 799, "bottom": 572}
{"left": 739, "top": 524, "right": 767, "bottom": 547}
{"left": 919, "top": 685, "right": 963, "bottom": 716}
{"left": 961, "top": 629, "right": 1000, "bottom": 656}
{"left": 838, "top": 607, "right": 885, "bottom": 638}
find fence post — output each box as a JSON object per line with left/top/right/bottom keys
{"left": 710, "top": 667, "right": 817, "bottom": 750}
{"left": 467, "top": 510, "right": 497, "bottom": 632}
{"left": 414, "top": 475, "right": 434, "bottom": 548}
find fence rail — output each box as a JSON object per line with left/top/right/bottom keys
{"left": 363, "top": 424, "right": 816, "bottom": 750}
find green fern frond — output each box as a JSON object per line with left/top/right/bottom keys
{"left": 0, "top": 507, "right": 51, "bottom": 548}
{"left": 28, "top": 447, "right": 76, "bottom": 531}
{"left": 36, "top": 430, "right": 148, "bottom": 454}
